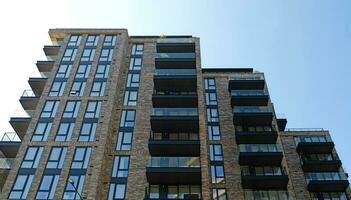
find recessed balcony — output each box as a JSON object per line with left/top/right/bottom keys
{"left": 229, "top": 73, "right": 265, "bottom": 90}
{"left": 153, "top": 69, "right": 197, "bottom": 92}
{"left": 295, "top": 136, "right": 334, "bottom": 153}
{"left": 301, "top": 159, "right": 342, "bottom": 172}
{"left": 19, "top": 89, "right": 40, "bottom": 111}
{"left": 157, "top": 39, "right": 195, "bottom": 53}
{"left": 231, "top": 90, "right": 269, "bottom": 106}
{"left": 235, "top": 131, "right": 278, "bottom": 144}
{"left": 241, "top": 166, "right": 289, "bottom": 189}
{"left": 238, "top": 144, "right": 283, "bottom": 165}
{"left": 28, "top": 72, "right": 50, "bottom": 97}
{"left": 0, "top": 132, "right": 21, "bottom": 158}
{"left": 148, "top": 132, "right": 200, "bottom": 156}
{"left": 306, "top": 172, "right": 350, "bottom": 192}
{"left": 9, "top": 110, "right": 34, "bottom": 139}
{"left": 144, "top": 184, "right": 202, "bottom": 200}
{"left": 152, "top": 91, "right": 198, "bottom": 107}
{"left": 150, "top": 108, "right": 199, "bottom": 132}
{"left": 233, "top": 106, "right": 273, "bottom": 126}
{"left": 36, "top": 60, "right": 55, "bottom": 72}
{"left": 43, "top": 45, "right": 60, "bottom": 61}
{"left": 146, "top": 157, "right": 201, "bottom": 184}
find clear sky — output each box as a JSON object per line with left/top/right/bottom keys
{"left": 0, "top": 0, "right": 350, "bottom": 172}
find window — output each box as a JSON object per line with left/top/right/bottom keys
{"left": 63, "top": 101, "right": 81, "bottom": 118}
{"left": 211, "top": 164, "right": 225, "bottom": 183}
{"left": 208, "top": 125, "right": 221, "bottom": 140}
{"left": 131, "top": 44, "right": 144, "bottom": 55}
{"left": 75, "top": 64, "right": 91, "bottom": 78}
{"left": 55, "top": 122, "right": 74, "bottom": 141}
{"left": 32, "top": 122, "right": 52, "bottom": 141}
{"left": 21, "top": 147, "right": 44, "bottom": 168}
{"left": 78, "top": 122, "right": 97, "bottom": 142}
{"left": 209, "top": 145, "right": 223, "bottom": 161}
{"left": 36, "top": 175, "right": 60, "bottom": 200}
{"left": 205, "top": 78, "right": 216, "bottom": 90}
{"left": 126, "top": 73, "right": 140, "bottom": 87}
{"left": 70, "top": 81, "right": 86, "bottom": 96}
{"left": 120, "top": 110, "right": 135, "bottom": 128}
{"left": 49, "top": 81, "right": 66, "bottom": 96}
{"left": 95, "top": 64, "right": 110, "bottom": 78}
{"left": 244, "top": 190, "right": 292, "bottom": 200}
{"left": 212, "top": 188, "right": 227, "bottom": 200}
{"left": 46, "top": 147, "right": 67, "bottom": 169}
{"left": 62, "top": 49, "right": 77, "bottom": 62}
{"left": 9, "top": 174, "right": 34, "bottom": 199}
{"left": 68, "top": 35, "right": 81, "bottom": 47}
{"left": 112, "top": 156, "right": 130, "bottom": 178}
{"left": 312, "top": 192, "right": 348, "bottom": 200}
{"left": 99, "top": 48, "right": 114, "bottom": 62}
{"left": 90, "top": 81, "right": 106, "bottom": 96}
{"left": 128, "top": 58, "right": 142, "bottom": 70}
{"left": 123, "top": 91, "right": 138, "bottom": 106}
{"left": 108, "top": 183, "right": 126, "bottom": 200}
{"left": 207, "top": 108, "right": 219, "bottom": 122}
{"left": 86, "top": 35, "right": 99, "bottom": 47}
{"left": 63, "top": 175, "right": 85, "bottom": 200}
{"left": 56, "top": 64, "right": 72, "bottom": 78}
{"left": 81, "top": 48, "right": 96, "bottom": 62}
{"left": 84, "top": 101, "right": 102, "bottom": 118}
{"left": 71, "top": 147, "right": 92, "bottom": 169}
{"left": 116, "top": 131, "right": 132, "bottom": 151}
{"left": 206, "top": 92, "right": 217, "bottom": 105}
{"left": 103, "top": 35, "right": 116, "bottom": 46}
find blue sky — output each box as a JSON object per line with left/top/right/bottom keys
{"left": 0, "top": 0, "right": 350, "bottom": 171}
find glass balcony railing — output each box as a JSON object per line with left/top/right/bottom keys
{"left": 294, "top": 135, "right": 332, "bottom": 145}
{"left": 30, "top": 71, "right": 50, "bottom": 79}
{"left": 305, "top": 172, "right": 348, "bottom": 183}
{"left": 241, "top": 166, "right": 286, "bottom": 176}
{"left": 285, "top": 128, "right": 324, "bottom": 132}
{"left": 157, "top": 38, "right": 194, "bottom": 43}
{"left": 11, "top": 109, "right": 35, "bottom": 118}
{"left": 154, "top": 69, "right": 196, "bottom": 76}
{"left": 150, "top": 132, "right": 199, "bottom": 141}
{"left": 152, "top": 108, "right": 198, "bottom": 116}
{"left": 239, "top": 144, "right": 281, "bottom": 153}
{"left": 0, "top": 158, "right": 15, "bottom": 169}
{"left": 244, "top": 190, "right": 294, "bottom": 200}
{"left": 234, "top": 106, "right": 272, "bottom": 113}
{"left": 155, "top": 53, "right": 195, "bottom": 59}
{"left": 153, "top": 90, "right": 197, "bottom": 96}
{"left": 1, "top": 132, "right": 21, "bottom": 142}
{"left": 301, "top": 153, "right": 339, "bottom": 162}
{"left": 21, "top": 89, "right": 37, "bottom": 98}
{"left": 229, "top": 73, "right": 264, "bottom": 81}
{"left": 231, "top": 90, "right": 267, "bottom": 96}
{"left": 148, "top": 157, "right": 200, "bottom": 168}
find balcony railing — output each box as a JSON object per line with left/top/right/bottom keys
{"left": 30, "top": 71, "right": 50, "bottom": 79}
{"left": 150, "top": 132, "right": 199, "bottom": 141}
{"left": 11, "top": 109, "right": 35, "bottom": 118}
{"left": 1, "top": 132, "right": 21, "bottom": 142}
{"left": 305, "top": 172, "right": 348, "bottom": 183}
{"left": 234, "top": 106, "right": 272, "bottom": 113}
{"left": 229, "top": 73, "right": 264, "bottom": 81}
{"left": 152, "top": 108, "right": 198, "bottom": 116}
{"left": 153, "top": 90, "right": 197, "bottom": 95}
{"left": 157, "top": 38, "right": 194, "bottom": 43}
{"left": 294, "top": 135, "right": 332, "bottom": 145}
{"left": 0, "top": 158, "right": 15, "bottom": 169}
{"left": 239, "top": 144, "right": 281, "bottom": 153}
{"left": 285, "top": 128, "right": 325, "bottom": 132}
{"left": 231, "top": 90, "right": 267, "bottom": 96}
{"left": 155, "top": 53, "right": 195, "bottom": 59}
{"left": 241, "top": 166, "right": 286, "bottom": 176}
{"left": 154, "top": 69, "right": 196, "bottom": 76}
{"left": 21, "top": 89, "right": 37, "bottom": 98}
{"left": 148, "top": 157, "right": 200, "bottom": 168}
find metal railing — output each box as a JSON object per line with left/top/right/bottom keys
{"left": 155, "top": 53, "right": 195, "bottom": 59}
{"left": 148, "top": 157, "right": 200, "bottom": 168}
{"left": 1, "top": 132, "right": 21, "bottom": 142}
{"left": 150, "top": 132, "right": 199, "bottom": 141}
{"left": 21, "top": 89, "right": 37, "bottom": 97}
{"left": 234, "top": 106, "right": 272, "bottom": 113}
{"left": 239, "top": 144, "right": 281, "bottom": 152}
{"left": 154, "top": 69, "right": 196, "bottom": 76}
{"left": 0, "top": 158, "right": 15, "bottom": 169}
{"left": 152, "top": 108, "right": 198, "bottom": 116}
{"left": 229, "top": 73, "right": 264, "bottom": 81}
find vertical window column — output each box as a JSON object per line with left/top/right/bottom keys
{"left": 55, "top": 101, "right": 81, "bottom": 141}
{"left": 78, "top": 101, "right": 102, "bottom": 142}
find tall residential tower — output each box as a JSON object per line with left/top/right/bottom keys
{"left": 0, "top": 29, "right": 349, "bottom": 200}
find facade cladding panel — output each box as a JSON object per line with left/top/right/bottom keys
{"left": 0, "top": 29, "right": 349, "bottom": 200}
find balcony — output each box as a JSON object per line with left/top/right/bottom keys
{"left": 144, "top": 184, "right": 202, "bottom": 200}
{"left": 149, "top": 132, "right": 200, "bottom": 156}
{"left": 28, "top": 72, "right": 50, "bottom": 97}
{"left": 0, "top": 132, "right": 21, "bottom": 158}
{"left": 152, "top": 91, "right": 198, "bottom": 108}
{"left": 43, "top": 45, "right": 60, "bottom": 61}
{"left": 155, "top": 52, "right": 196, "bottom": 69}
{"left": 229, "top": 73, "right": 265, "bottom": 90}
{"left": 241, "top": 167, "right": 289, "bottom": 189}
{"left": 9, "top": 110, "right": 34, "bottom": 139}
{"left": 153, "top": 69, "right": 197, "bottom": 92}
{"left": 235, "top": 131, "right": 278, "bottom": 144}
{"left": 146, "top": 157, "right": 201, "bottom": 184}
{"left": 150, "top": 108, "right": 199, "bottom": 132}
{"left": 157, "top": 38, "right": 195, "bottom": 53}
{"left": 301, "top": 159, "right": 342, "bottom": 172}
{"left": 233, "top": 106, "right": 273, "bottom": 126}
{"left": 306, "top": 172, "right": 350, "bottom": 192}
{"left": 238, "top": 144, "right": 283, "bottom": 165}
{"left": 19, "top": 89, "right": 40, "bottom": 111}
{"left": 36, "top": 60, "right": 55, "bottom": 72}
{"left": 295, "top": 136, "right": 334, "bottom": 153}
{"left": 231, "top": 90, "right": 269, "bottom": 106}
